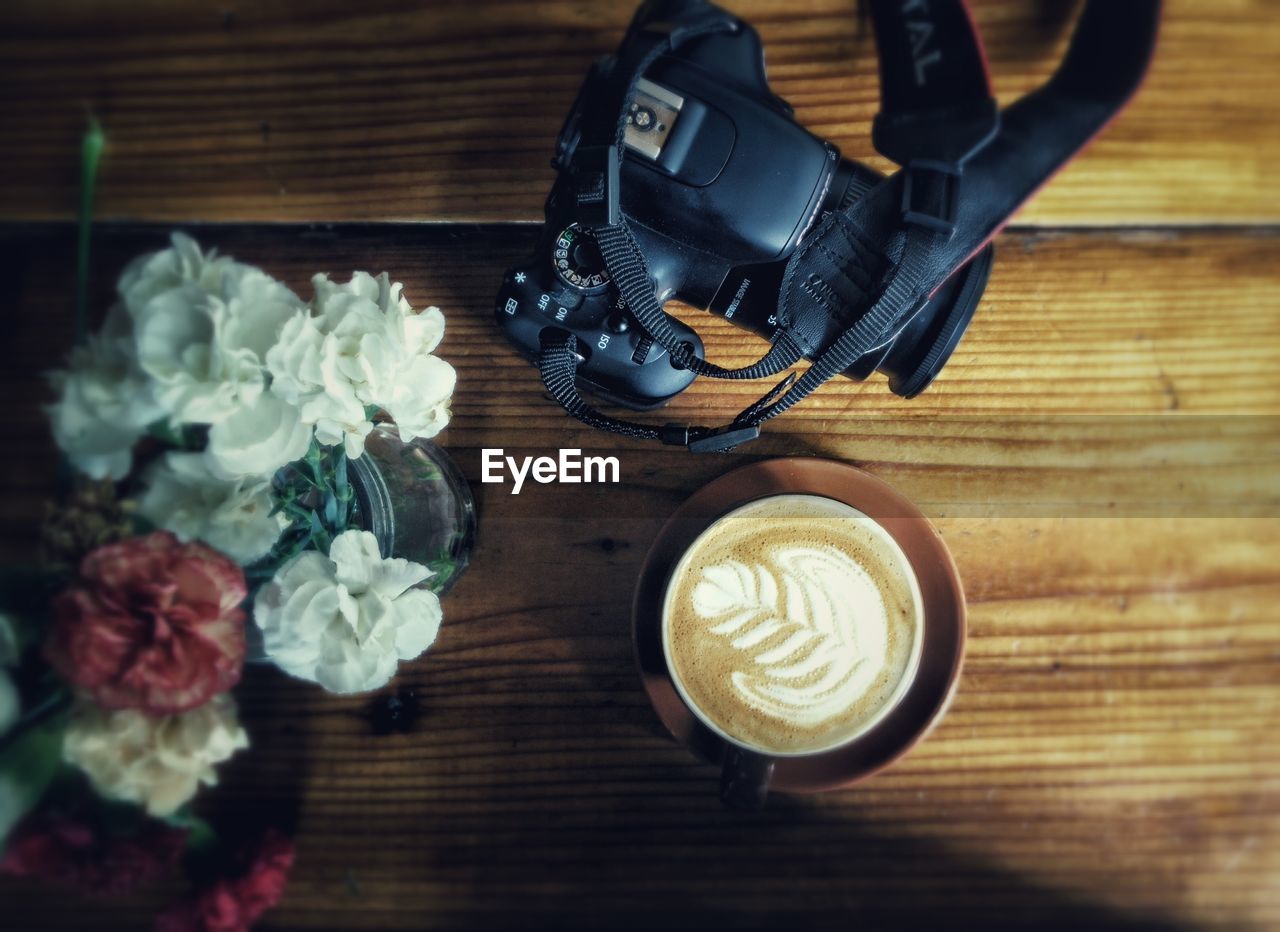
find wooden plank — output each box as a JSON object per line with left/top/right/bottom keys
{"left": 3, "top": 224, "right": 1278, "bottom": 549}
{"left": 1, "top": 224, "right": 1277, "bottom": 927}
{"left": 0, "top": 0, "right": 1276, "bottom": 225}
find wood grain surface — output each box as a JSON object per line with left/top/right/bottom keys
{"left": 1, "top": 0, "right": 1278, "bottom": 225}
{"left": 2, "top": 0, "right": 1279, "bottom": 928}
{"left": 2, "top": 225, "right": 1278, "bottom": 929}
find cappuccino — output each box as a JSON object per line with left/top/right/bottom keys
{"left": 662, "top": 495, "right": 923, "bottom": 756}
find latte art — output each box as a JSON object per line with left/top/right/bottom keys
{"left": 663, "top": 496, "right": 923, "bottom": 755}
{"left": 694, "top": 544, "right": 889, "bottom": 728}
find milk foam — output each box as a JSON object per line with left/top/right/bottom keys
{"left": 663, "top": 495, "right": 922, "bottom": 755}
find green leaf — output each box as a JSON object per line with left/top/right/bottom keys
{"left": 424, "top": 560, "right": 455, "bottom": 591}
{"left": 281, "top": 500, "right": 316, "bottom": 522}
{"left": 145, "top": 418, "right": 183, "bottom": 448}
{"left": 414, "top": 462, "right": 443, "bottom": 483}
{"left": 0, "top": 720, "right": 67, "bottom": 845}
{"left": 164, "top": 807, "right": 219, "bottom": 856}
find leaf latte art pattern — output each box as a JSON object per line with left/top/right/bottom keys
{"left": 690, "top": 544, "right": 890, "bottom": 729}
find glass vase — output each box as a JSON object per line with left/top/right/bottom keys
{"left": 353, "top": 427, "right": 476, "bottom": 594}
{"left": 245, "top": 428, "right": 475, "bottom": 662}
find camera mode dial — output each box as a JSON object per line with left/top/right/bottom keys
{"left": 553, "top": 224, "right": 611, "bottom": 292}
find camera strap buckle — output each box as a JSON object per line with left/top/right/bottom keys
{"left": 686, "top": 424, "right": 760, "bottom": 454}
{"left": 568, "top": 144, "right": 621, "bottom": 228}
{"left": 900, "top": 159, "right": 961, "bottom": 236}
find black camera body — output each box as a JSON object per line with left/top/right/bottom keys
{"left": 497, "top": 4, "right": 991, "bottom": 410}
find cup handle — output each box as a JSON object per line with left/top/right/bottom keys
{"left": 719, "top": 745, "right": 775, "bottom": 810}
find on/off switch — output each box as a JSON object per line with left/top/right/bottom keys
{"left": 605, "top": 313, "right": 630, "bottom": 334}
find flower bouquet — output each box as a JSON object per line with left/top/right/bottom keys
{"left": 0, "top": 233, "right": 469, "bottom": 926}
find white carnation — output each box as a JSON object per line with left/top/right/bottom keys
{"left": 266, "top": 310, "right": 372, "bottom": 459}
{"left": 127, "top": 235, "right": 305, "bottom": 426}
{"left": 205, "top": 393, "right": 312, "bottom": 481}
{"left": 47, "top": 304, "right": 164, "bottom": 480}
{"left": 137, "top": 452, "right": 288, "bottom": 564}
{"left": 380, "top": 353, "right": 456, "bottom": 443}
{"left": 265, "top": 272, "right": 454, "bottom": 458}
{"left": 62, "top": 695, "right": 249, "bottom": 818}
{"left": 131, "top": 285, "right": 263, "bottom": 424}
{"left": 253, "top": 529, "right": 442, "bottom": 694}
{"left": 117, "top": 231, "right": 241, "bottom": 317}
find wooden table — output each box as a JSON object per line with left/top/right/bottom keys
{"left": 2, "top": 1, "right": 1277, "bottom": 928}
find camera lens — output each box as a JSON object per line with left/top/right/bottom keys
{"left": 843, "top": 244, "right": 993, "bottom": 397}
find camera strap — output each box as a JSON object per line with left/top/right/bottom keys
{"left": 564, "top": 1, "right": 808, "bottom": 384}
{"left": 540, "top": 0, "right": 1161, "bottom": 452}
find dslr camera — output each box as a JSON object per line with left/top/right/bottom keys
{"left": 496, "top": 0, "right": 992, "bottom": 410}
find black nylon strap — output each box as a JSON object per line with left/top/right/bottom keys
{"left": 538, "top": 328, "right": 790, "bottom": 450}
{"left": 544, "top": 0, "right": 985, "bottom": 446}
{"left": 568, "top": 1, "right": 737, "bottom": 226}
{"left": 542, "top": 0, "right": 966, "bottom": 448}
{"left": 742, "top": 223, "right": 937, "bottom": 425}
{"left": 594, "top": 223, "right": 805, "bottom": 380}
{"left": 870, "top": 0, "right": 987, "bottom": 114}
{"left": 539, "top": 0, "right": 1162, "bottom": 452}
{"left": 869, "top": 0, "right": 998, "bottom": 167}
{"left": 574, "top": 2, "right": 806, "bottom": 382}
{"left": 539, "top": 330, "right": 661, "bottom": 441}
{"left": 753, "top": 0, "right": 1161, "bottom": 428}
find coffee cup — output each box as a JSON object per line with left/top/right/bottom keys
{"left": 633, "top": 458, "right": 965, "bottom": 807}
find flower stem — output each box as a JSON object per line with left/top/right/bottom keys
{"left": 75, "top": 116, "right": 105, "bottom": 347}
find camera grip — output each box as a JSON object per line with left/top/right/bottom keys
{"left": 496, "top": 269, "right": 700, "bottom": 410}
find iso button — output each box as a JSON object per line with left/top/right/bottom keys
{"left": 593, "top": 328, "right": 631, "bottom": 358}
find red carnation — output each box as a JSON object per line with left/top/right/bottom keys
{"left": 46, "top": 531, "right": 247, "bottom": 714}
{"left": 156, "top": 830, "right": 295, "bottom": 932}
{"left": 0, "top": 811, "right": 188, "bottom": 894}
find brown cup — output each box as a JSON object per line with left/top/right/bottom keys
{"left": 632, "top": 457, "right": 966, "bottom": 801}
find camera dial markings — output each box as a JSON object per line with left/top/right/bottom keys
{"left": 553, "top": 224, "right": 612, "bottom": 292}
